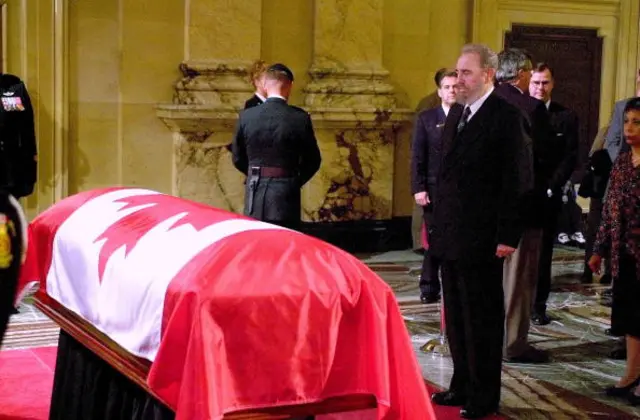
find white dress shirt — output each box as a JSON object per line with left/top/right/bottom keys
{"left": 465, "top": 86, "right": 494, "bottom": 121}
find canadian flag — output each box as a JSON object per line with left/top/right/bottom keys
{"left": 20, "top": 188, "right": 434, "bottom": 420}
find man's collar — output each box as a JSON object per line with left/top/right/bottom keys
{"left": 465, "top": 86, "right": 494, "bottom": 119}
{"left": 441, "top": 104, "right": 451, "bottom": 116}
{"left": 545, "top": 100, "right": 551, "bottom": 109}
{"left": 255, "top": 92, "right": 266, "bottom": 102}
{"left": 267, "top": 94, "right": 287, "bottom": 102}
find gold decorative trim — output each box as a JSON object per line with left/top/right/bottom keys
{"left": 498, "top": 0, "right": 620, "bottom": 15}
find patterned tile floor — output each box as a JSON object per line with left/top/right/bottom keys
{"left": 364, "top": 246, "right": 640, "bottom": 419}
{"left": 4, "top": 245, "right": 639, "bottom": 418}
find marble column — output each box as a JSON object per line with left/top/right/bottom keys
{"left": 156, "top": 0, "right": 261, "bottom": 212}
{"left": 302, "top": 0, "right": 413, "bottom": 222}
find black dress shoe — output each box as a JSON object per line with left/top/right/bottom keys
{"left": 628, "top": 392, "right": 640, "bottom": 406}
{"left": 431, "top": 390, "right": 466, "bottom": 406}
{"left": 531, "top": 312, "right": 551, "bottom": 326}
{"left": 420, "top": 292, "right": 440, "bottom": 304}
{"left": 605, "top": 377, "right": 640, "bottom": 398}
{"left": 460, "top": 405, "right": 498, "bottom": 419}
{"left": 609, "top": 347, "right": 627, "bottom": 360}
{"left": 504, "top": 347, "right": 549, "bottom": 364}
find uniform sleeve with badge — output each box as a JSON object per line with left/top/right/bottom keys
{"left": 0, "top": 74, "right": 37, "bottom": 198}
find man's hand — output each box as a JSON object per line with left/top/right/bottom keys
{"left": 588, "top": 255, "right": 602, "bottom": 274}
{"left": 496, "top": 244, "right": 516, "bottom": 258}
{"left": 414, "top": 191, "right": 430, "bottom": 206}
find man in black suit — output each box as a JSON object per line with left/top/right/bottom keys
{"left": 231, "top": 63, "right": 321, "bottom": 230}
{"left": 494, "top": 49, "right": 552, "bottom": 363}
{"left": 430, "top": 44, "right": 533, "bottom": 419}
{"left": 410, "top": 68, "right": 458, "bottom": 304}
{"left": 529, "top": 63, "right": 580, "bottom": 325}
{"left": 0, "top": 193, "right": 27, "bottom": 346}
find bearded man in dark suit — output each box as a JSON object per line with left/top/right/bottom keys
{"left": 410, "top": 67, "right": 458, "bottom": 304}
{"left": 494, "top": 49, "right": 554, "bottom": 364}
{"left": 429, "top": 44, "right": 533, "bottom": 419}
{"left": 231, "top": 64, "right": 321, "bottom": 230}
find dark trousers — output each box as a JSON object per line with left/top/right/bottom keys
{"left": 556, "top": 200, "right": 583, "bottom": 235}
{"left": 244, "top": 176, "right": 301, "bottom": 229}
{"left": 441, "top": 258, "right": 504, "bottom": 409}
{"left": 419, "top": 208, "right": 440, "bottom": 296}
{"left": 535, "top": 202, "right": 560, "bottom": 315}
{"left": 0, "top": 195, "right": 25, "bottom": 346}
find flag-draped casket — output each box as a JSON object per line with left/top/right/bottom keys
{"left": 19, "top": 187, "right": 434, "bottom": 420}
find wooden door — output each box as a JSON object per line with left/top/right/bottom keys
{"left": 504, "top": 25, "right": 603, "bottom": 155}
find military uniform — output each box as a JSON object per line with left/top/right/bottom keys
{"left": 231, "top": 97, "right": 321, "bottom": 229}
{"left": 0, "top": 74, "right": 37, "bottom": 198}
{"left": 0, "top": 193, "right": 27, "bottom": 346}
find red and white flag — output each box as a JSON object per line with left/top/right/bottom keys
{"left": 20, "top": 188, "right": 434, "bottom": 420}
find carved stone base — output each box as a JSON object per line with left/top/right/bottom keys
{"left": 173, "top": 60, "right": 254, "bottom": 108}
{"left": 157, "top": 61, "right": 414, "bottom": 229}
{"left": 302, "top": 108, "right": 412, "bottom": 222}
{"left": 173, "top": 132, "right": 245, "bottom": 213}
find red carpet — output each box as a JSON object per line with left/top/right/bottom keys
{"left": 0, "top": 346, "right": 56, "bottom": 420}
{"left": 0, "top": 347, "right": 503, "bottom": 419}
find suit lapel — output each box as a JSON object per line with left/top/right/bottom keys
{"left": 442, "top": 95, "right": 498, "bottom": 174}
{"left": 441, "top": 103, "right": 463, "bottom": 159}
{"left": 436, "top": 106, "right": 446, "bottom": 126}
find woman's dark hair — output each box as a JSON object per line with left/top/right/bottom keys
{"left": 623, "top": 97, "right": 640, "bottom": 114}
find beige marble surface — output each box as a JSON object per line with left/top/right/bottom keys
{"left": 188, "top": 0, "right": 261, "bottom": 62}
{"left": 156, "top": 0, "right": 416, "bottom": 221}
{"left": 174, "top": 134, "right": 245, "bottom": 213}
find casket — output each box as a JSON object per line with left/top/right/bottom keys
{"left": 20, "top": 188, "right": 433, "bottom": 420}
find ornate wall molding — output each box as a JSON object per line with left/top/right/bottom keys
{"left": 472, "top": 0, "right": 639, "bottom": 126}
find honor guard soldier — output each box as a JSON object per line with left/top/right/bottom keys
{"left": 0, "top": 193, "right": 27, "bottom": 346}
{"left": 0, "top": 73, "right": 38, "bottom": 199}
{"left": 231, "top": 63, "right": 321, "bottom": 230}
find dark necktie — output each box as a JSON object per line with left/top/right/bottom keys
{"left": 457, "top": 106, "right": 471, "bottom": 133}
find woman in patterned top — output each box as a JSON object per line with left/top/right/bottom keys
{"left": 589, "top": 97, "right": 640, "bottom": 405}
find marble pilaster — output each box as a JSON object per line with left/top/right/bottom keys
{"left": 302, "top": 0, "right": 413, "bottom": 222}
{"left": 156, "top": 0, "right": 261, "bottom": 212}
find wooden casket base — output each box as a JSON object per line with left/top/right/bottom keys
{"left": 35, "top": 293, "right": 377, "bottom": 420}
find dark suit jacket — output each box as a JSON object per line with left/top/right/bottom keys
{"left": 244, "top": 94, "right": 264, "bottom": 110}
{"left": 430, "top": 94, "right": 533, "bottom": 262}
{"left": 232, "top": 97, "right": 321, "bottom": 186}
{"left": 410, "top": 105, "right": 446, "bottom": 206}
{"left": 547, "top": 101, "right": 579, "bottom": 191}
{"left": 494, "top": 83, "right": 553, "bottom": 227}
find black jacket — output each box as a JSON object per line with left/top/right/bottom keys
{"left": 410, "top": 105, "right": 446, "bottom": 207}
{"left": 0, "top": 74, "right": 37, "bottom": 198}
{"left": 547, "top": 101, "right": 579, "bottom": 190}
{"left": 494, "top": 83, "right": 553, "bottom": 227}
{"left": 244, "top": 94, "right": 264, "bottom": 109}
{"left": 231, "top": 98, "right": 321, "bottom": 224}
{"left": 232, "top": 97, "right": 321, "bottom": 186}
{"left": 430, "top": 94, "right": 533, "bottom": 262}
